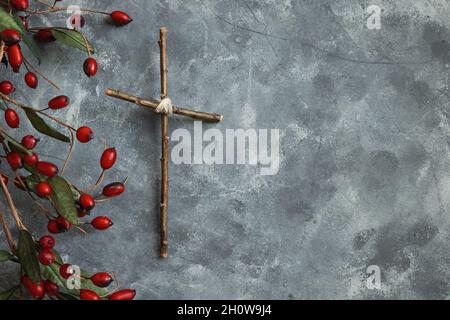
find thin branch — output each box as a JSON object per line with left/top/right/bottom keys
{"left": 25, "top": 2, "right": 109, "bottom": 15}
{"left": 0, "top": 176, "right": 26, "bottom": 230}
{"left": 159, "top": 27, "right": 169, "bottom": 259}
{"left": 0, "top": 205, "right": 16, "bottom": 253}
{"left": 105, "top": 88, "right": 223, "bottom": 122}
{"left": 23, "top": 57, "right": 60, "bottom": 90}
{"left": 61, "top": 129, "right": 75, "bottom": 176}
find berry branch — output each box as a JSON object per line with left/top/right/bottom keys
{"left": 0, "top": 0, "right": 135, "bottom": 300}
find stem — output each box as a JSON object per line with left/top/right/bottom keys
{"left": 0, "top": 41, "right": 5, "bottom": 62}
{"left": 159, "top": 27, "right": 169, "bottom": 259}
{"left": 0, "top": 93, "right": 76, "bottom": 131}
{"left": 26, "top": 2, "right": 109, "bottom": 15}
{"left": 0, "top": 206, "right": 16, "bottom": 253}
{"left": 23, "top": 57, "right": 60, "bottom": 91}
{"left": 0, "top": 176, "right": 26, "bottom": 230}
{"left": 60, "top": 129, "right": 74, "bottom": 176}
{"left": 78, "top": 31, "right": 92, "bottom": 57}
{"left": 104, "top": 88, "right": 224, "bottom": 123}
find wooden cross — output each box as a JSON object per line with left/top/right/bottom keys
{"left": 105, "top": 27, "right": 223, "bottom": 258}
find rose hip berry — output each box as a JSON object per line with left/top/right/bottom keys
{"left": 48, "top": 95, "right": 70, "bottom": 110}
{"left": 34, "top": 29, "right": 55, "bottom": 42}
{"left": 108, "top": 289, "right": 136, "bottom": 300}
{"left": 59, "top": 264, "right": 75, "bottom": 279}
{"left": 55, "top": 215, "right": 71, "bottom": 231}
{"left": 83, "top": 57, "right": 98, "bottom": 77}
{"left": 7, "top": 151, "right": 22, "bottom": 170}
{"left": 100, "top": 148, "right": 117, "bottom": 170}
{"left": 36, "top": 161, "right": 59, "bottom": 177}
{"left": 0, "top": 81, "right": 15, "bottom": 95}
{"left": 21, "top": 135, "right": 39, "bottom": 149}
{"left": 5, "top": 108, "right": 19, "bottom": 128}
{"left": 23, "top": 152, "right": 39, "bottom": 166}
{"left": 44, "top": 280, "right": 59, "bottom": 296}
{"left": 90, "top": 272, "right": 113, "bottom": 288}
{"left": 47, "top": 219, "right": 61, "bottom": 234}
{"left": 38, "top": 249, "right": 56, "bottom": 265}
{"left": 76, "top": 126, "right": 94, "bottom": 143}
{"left": 19, "top": 15, "right": 29, "bottom": 30}
{"left": 7, "top": 44, "right": 23, "bottom": 73}
{"left": 39, "top": 235, "right": 55, "bottom": 249}
{"left": 21, "top": 276, "right": 45, "bottom": 299}
{"left": 102, "top": 182, "right": 125, "bottom": 197}
{"left": 79, "top": 194, "right": 95, "bottom": 211}
{"left": 11, "top": 0, "right": 29, "bottom": 11}
{"left": 0, "top": 29, "right": 21, "bottom": 45}
{"left": 36, "top": 181, "right": 52, "bottom": 197}
{"left": 91, "top": 216, "right": 113, "bottom": 230}
{"left": 80, "top": 289, "right": 101, "bottom": 300}
{"left": 25, "top": 72, "right": 38, "bottom": 89}
{"left": 110, "top": 11, "right": 133, "bottom": 26}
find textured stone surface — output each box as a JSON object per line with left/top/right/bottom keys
{"left": 1, "top": 0, "right": 450, "bottom": 299}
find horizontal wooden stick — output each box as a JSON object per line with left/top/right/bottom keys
{"left": 105, "top": 88, "right": 223, "bottom": 123}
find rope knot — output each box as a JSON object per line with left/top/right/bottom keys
{"left": 156, "top": 97, "right": 173, "bottom": 114}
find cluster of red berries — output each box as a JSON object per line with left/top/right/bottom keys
{"left": 5, "top": 1, "right": 132, "bottom": 78}
{"left": 20, "top": 234, "right": 135, "bottom": 300}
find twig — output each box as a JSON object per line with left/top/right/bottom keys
{"left": 0, "top": 92, "right": 76, "bottom": 131}
{"left": 61, "top": 129, "right": 74, "bottom": 176}
{"left": 159, "top": 27, "right": 169, "bottom": 259}
{"left": 23, "top": 57, "right": 60, "bottom": 90}
{"left": 105, "top": 88, "right": 223, "bottom": 123}
{"left": 0, "top": 41, "right": 5, "bottom": 63}
{"left": 25, "top": 3, "right": 109, "bottom": 15}
{"left": 0, "top": 176, "right": 26, "bottom": 230}
{"left": 0, "top": 205, "right": 16, "bottom": 253}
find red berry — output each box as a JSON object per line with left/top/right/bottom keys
{"left": 44, "top": 280, "right": 59, "bottom": 296}
{"left": 80, "top": 289, "right": 101, "bottom": 300}
{"left": 0, "top": 29, "right": 21, "bottom": 46}
{"left": 47, "top": 219, "right": 61, "bottom": 234}
{"left": 102, "top": 182, "right": 125, "bottom": 197}
{"left": 0, "top": 81, "right": 15, "bottom": 95}
{"left": 21, "top": 135, "right": 39, "bottom": 149}
{"left": 91, "top": 216, "right": 113, "bottom": 231}
{"left": 7, "top": 151, "right": 22, "bottom": 170}
{"left": 83, "top": 57, "right": 98, "bottom": 77}
{"left": 23, "top": 152, "right": 39, "bottom": 166}
{"left": 48, "top": 95, "right": 70, "bottom": 110}
{"left": 34, "top": 29, "right": 55, "bottom": 42}
{"left": 36, "top": 181, "right": 52, "bottom": 197}
{"left": 55, "top": 215, "right": 71, "bottom": 231}
{"left": 90, "top": 272, "right": 113, "bottom": 288}
{"left": 5, "top": 108, "right": 19, "bottom": 128}
{"left": 36, "top": 161, "right": 59, "bottom": 177}
{"left": 38, "top": 235, "right": 55, "bottom": 249}
{"left": 19, "top": 16, "right": 29, "bottom": 31}
{"left": 100, "top": 148, "right": 116, "bottom": 170}
{"left": 1, "top": 174, "right": 9, "bottom": 185}
{"left": 38, "top": 249, "right": 55, "bottom": 265}
{"left": 7, "top": 44, "right": 23, "bottom": 72}
{"left": 11, "top": 0, "right": 29, "bottom": 11}
{"left": 24, "top": 72, "right": 38, "bottom": 89}
{"left": 79, "top": 194, "right": 95, "bottom": 210}
{"left": 108, "top": 289, "right": 136, "bottom": 300}
{"left": 59, "top": 264, "right": 75, "bottom": 279}
{"left": 77, "top": 209, "right": 89, "bottom": 218}
{"left": 21, "top": 276, "right": 45, "bottom": 299}
{"left": 110, "top": 11, "right": 133, "bottom": 26}
{"left": 76, "top": 126, "right": 94, "bottom": 143}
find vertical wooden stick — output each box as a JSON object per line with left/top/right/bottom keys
{"left": 159, "top": 27, "right": 169, "bottom": 258}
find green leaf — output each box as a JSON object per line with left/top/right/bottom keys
{"left": 1, "top": 131, "right": 32, "bottom": 156}
{"left": 12, "top": 14, "right": 42, "bottom": 63}
{"left": 24, "top": 109, "right": 70, "bottom": 143}
{"left": 0, "top": 286, "right": 19, "bottom": 300}
{"left": 51, "top": 28, "right": 96, "bottom": 54}
{"left": 0, "top": 250, "right": 14, "bottom": 262}
{"left": 48, "top": 176, "right": 78, "bottom": 225}
{"left": 17, "top": 230, "right": 41, "bottom": 284}
{"left": 0, "top": 7, "right": 20, "bottom": 33}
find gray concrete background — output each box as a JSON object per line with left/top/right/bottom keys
{"left": 1, "top": 0, "right": 450, "bottom": 299}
